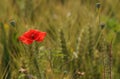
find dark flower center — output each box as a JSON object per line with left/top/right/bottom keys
{"left": 31, "top": 34, "right": 35, "bottom": 40}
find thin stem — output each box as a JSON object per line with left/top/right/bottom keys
{"left": 94, "top": 29, "right": 104, "bottom": 49}
{"left": 109, "top": 41, "right": 113, "bottom": 79}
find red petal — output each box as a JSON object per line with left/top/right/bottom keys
{"left": 19, "top": 29, "right": 46, "bottom": 44}
{"left": 19, "top": 35, "right": 33, "bottom": 45}
{"left": 35, "top": 32, "right": 46, "bottom": 42}
{"left": 22, "top": 29, "right": 35, "bottom": 39}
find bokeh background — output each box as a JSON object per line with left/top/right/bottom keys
{"left": 0, "top": 0, "right": 120, "bottom": 79}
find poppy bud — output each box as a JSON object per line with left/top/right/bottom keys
{"left": 96, "top": 3, "right": 101, "bottom": 9}
{"left": 10, "top": 20, "right": 16, "bottom": 27}
{"left": 100, "top": 23, "right": 105, "bottom": 29}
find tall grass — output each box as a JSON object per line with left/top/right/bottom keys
{"left": 0, "top": 0, "right": 120, "bottom": 79}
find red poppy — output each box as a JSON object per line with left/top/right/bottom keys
{"left": 19, "top": 29, "right": 46, "bottom": 44}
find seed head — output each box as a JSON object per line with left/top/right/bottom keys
{"left": 10, "top": 20, "right": 16, "bottom": 27}
{"left": 96, "top": 3, "right": 101, "bottom": 9}
{"left": 100, "top": 23, "right": 105, "bottom": 29}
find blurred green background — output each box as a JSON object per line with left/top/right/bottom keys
{"left": 0, "top": 0, "right": 120, "bottom": 79}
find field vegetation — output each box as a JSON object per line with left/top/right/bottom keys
{"left": 0, "top": 0, "right": 120, "bottom": 79}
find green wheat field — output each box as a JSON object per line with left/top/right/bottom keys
{"left": 0, "top": 0, "right": 120, "bottom": 79}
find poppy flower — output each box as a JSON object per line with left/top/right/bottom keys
{"left": 19, "top": 29, "right": 46, "bottom": 45}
